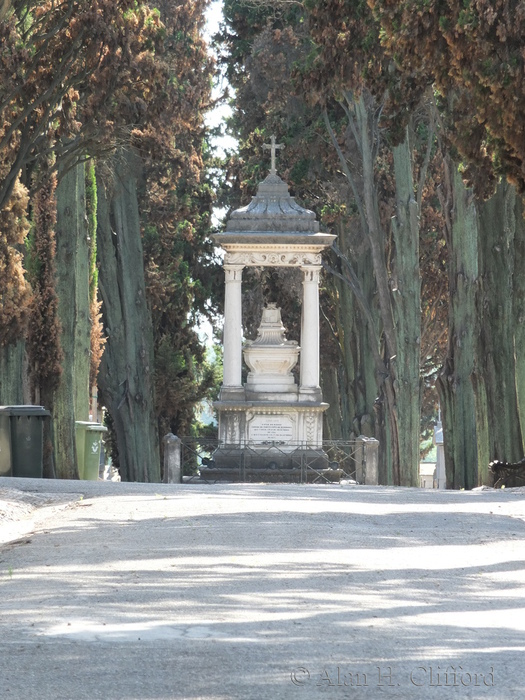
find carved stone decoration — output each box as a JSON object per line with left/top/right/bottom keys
{"left": 248, "top": 303, "right": 293, "bottom": 345}
{"left": 305, "top": 413, "right": 317, "bottom": 445}
{"left": 224, "top": 411, "right": 241, "bottom": 444}
{"left": 224, "top": 251, "right": 322, "bottom": 267}
{"left": 244, "top": 304, "right": 299, "bottom": 398}
{"left": 223, "top": 264, "right": 244, "bottom": 281}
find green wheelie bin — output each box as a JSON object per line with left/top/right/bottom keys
{"left": 0, "top": 405, "right": 51, "bottom": 478}
{"left": 75, "top": 421, "right": 108, "bottom": 480}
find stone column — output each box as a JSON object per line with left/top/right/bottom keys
{"left": 300, "top": 265, "right": 322, "bottom": 400}
{"left": 222, "top": 264, "right": 244, "bottom": 395}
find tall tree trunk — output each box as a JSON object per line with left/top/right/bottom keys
{"left": 513, "top": 194, "right": 525, "bottom": 455}
{"left": 326, "top": 221, "right": 361, "bottom": 441}
{"left": 326, "top": 94, "right": 422, "bottom": 485}
{"left": 390, "top": 137, "right": 421, "bottom": 486}
{"left": 357, "top": 105, "right": 421, "bottom": 486}
{"left": 96, "top": 151, "right": 160, "bottom": 482}
{"left": 334, "top": 275, "right": 357, "bottom": 439}
{"left": 325, "top": 219, "right": 381, "bottom": 462}
{"left": 437, "top": 167, "right": 480, "bottom": 488}
{"left": 52, "top": 160, "right": 90, "bottom": 478}
{"left": 73, "top": 171, "right": 91, "bottom": 424}
{"left": 354, "top": 96, "right": 401, "bottom": 484}
{"left": 477, "top": 181, "right": 523, "bottom": 466}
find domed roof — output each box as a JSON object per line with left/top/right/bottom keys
{"left": 225, "top": 172, "right": 320, "bottom": 234}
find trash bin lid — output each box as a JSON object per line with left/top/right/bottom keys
{"left": 0, "top": 405, "right": 51, "bottom": 417}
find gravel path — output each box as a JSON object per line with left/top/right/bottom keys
{"left": 0, "top": 477, "right": 524, "bottom": 700}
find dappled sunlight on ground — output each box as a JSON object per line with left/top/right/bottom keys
{"left": 1, "top": 483, "right": 525, "bottom": 698}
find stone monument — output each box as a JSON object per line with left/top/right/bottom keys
{"left": 211, "top": 137, "right": 335, "bottom": 476}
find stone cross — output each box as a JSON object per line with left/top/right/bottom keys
{"left": 263, "top": 135, "right": 284, "bottom": 175}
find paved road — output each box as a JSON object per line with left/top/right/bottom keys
{"left": 1, "top": 477, "right": 525, "bottom": 700}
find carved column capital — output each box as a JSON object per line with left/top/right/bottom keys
{"left": 300, "top": 264, "right": 322, "bottom": 283}
{"left": 224, "top": 264, "right": 244, "bottom": 282}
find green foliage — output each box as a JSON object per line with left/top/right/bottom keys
{"left": 369, "top": 0, "right": 525, "bottom": 195}
{"left": 0, "top": 0, "right": 171, "bottom": 212}
{"left": 135, "top": 0, "right": 220, "bottom": 440}
{"left": 289, "top": 157, "right": 310, "bottom": 184}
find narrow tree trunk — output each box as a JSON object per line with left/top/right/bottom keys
{"left": 352, "top": 237, "right": 381, "bottom": 443}
{"left": 326, "top": 220, "right": 380, "bottom": 455}
{"left": 323, "top": 276, "right": 352, "bottom": 440}
{"left": 477, "top": 182, "right": 522, "bottom": 465}
{"left": 327, "top": 228, "right": 358, "bottom": 441}
{"left": 391, "top": 137, "right": 421, "bottom": 486}
{"left": 74, "top": 173, "right": 91, "bottom": 423}
{"left": 513, "top": 195, "right": 525, "bottom": 454}
{"left": 96, "top": 151, "right": 160, "bottom": 482}
{"left": 321, "top": 365, "right": 344, "bottom": 440}
{"left": 336, "top": 276, "right": 357, "bottom": 438}
{"left": 471, "top": 369, "right": 490, "bottom": 486}
{"left": 437, "top": 168, "right": 480, "bottom": 489}
{"left": 355, "top": 96, "right": 401, "bottom": 484}
{"left": 53, "top": 160, "right": 90, "bottom": 478}
{"left": 355, "top": 97, "right": 397, "bottom": 357}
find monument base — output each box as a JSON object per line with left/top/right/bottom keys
{"left": 214, "top": 400, "right": 328, "bottom": 446}
{"left": 210, "top": 399, "right": 331, "bottom": 480}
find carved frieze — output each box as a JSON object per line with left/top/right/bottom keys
{"left": 224, "top": 251, "right": 322, "bottom": 267}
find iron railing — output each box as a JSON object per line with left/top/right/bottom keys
{"left": 179, "top": 438, "right": 366, "bottom": 484}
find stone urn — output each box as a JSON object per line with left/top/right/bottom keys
{"left": 243, "top": 304, "right": 299, "bottom": 396}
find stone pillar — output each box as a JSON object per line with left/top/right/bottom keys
{"left": 434, "top": 421, "right": 446, "bottom": 489}
{"left": 355, "top": 435, "right": 379, "bottom": 485}
{"left": 300, "top": 265, "right": 321, "bottom": 400}
{"left": 163, "top": 433, "right": 182, "bottom": 483}
{"left": 222, "top": 264, "right": 244, "bottom": 396}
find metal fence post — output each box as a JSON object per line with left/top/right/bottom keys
{"left": 356, "top": 435, "right": 379, "bottom": 485}
{"left": 163, "top": 433, "right": 182, "bottom": 483}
